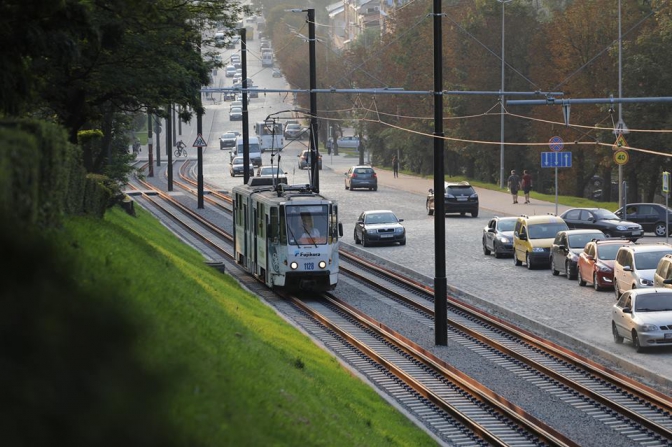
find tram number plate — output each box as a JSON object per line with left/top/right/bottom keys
{"left": 665, "top": 333, "right": 672, "bottom": 339}
{"left": 304, "top": 262, "right": 315, "bottom": 270}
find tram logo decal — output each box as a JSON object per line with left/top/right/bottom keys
{"left": 270, "top": 246, "right": 280, "bottom": 272}
{"left": 293, "top": 251, "right": 320, "bottom": 257}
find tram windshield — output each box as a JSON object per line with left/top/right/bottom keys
{"left": 285, "top": 205, "right": 329, "bottom": 245}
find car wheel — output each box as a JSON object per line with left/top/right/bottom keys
{"left": 494, "top": 243, "right": 502, "bottom": 259}
{"left": 373, "top": 186, "right": 378, "bottom": 191}
{"left": 400, "top": 238, "right": 406, "bottom": 246}
{"left": 632, "top": 330, "right": 645, "bottom": 352}
{"left": 566, "top": 261, "right": 576, "bottom": 280}
{"left": 471, "top": 210, "right": 479, "bottom": 218}
{"left": 362, "top": 235, "right": 369, "bottom": 247}
{"left": 514, "top": 252, "right": 522, "bottom": 266}
{"left": 612, "top": 322, "right": 623, "bottom": 344}
{"left": 551, "top": 258, "right": 559, "bottom": 276}
{"left": 577, "top": 267, "right": 586, "bottom": 286}
{"left": 526, "top": 252, "right": 534, "bottom": 270}
{"left": 654, "top": 222, "right": 667, "bottom": 237}
{"left": 593, "top": 273, "right": 601, "bottom": 291}
{"left": 353, "top": 229, "right": 360, "bottom": 244}
{"left": 483, "top": 239, "right": 491, "bottom": 256}
{"left": 603, "top": 231, "right": 613, "bottom": 238}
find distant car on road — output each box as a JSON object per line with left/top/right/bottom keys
{"left": 219, "top": 131, "right": 239, "bottom": 149}
{"left": 229, "top": 156, "right": 254, "bottom": 177}
{"left": 559, "top": 208, "right": 643, "bottom": 241}
{"left": 344, "top": 165, "right": 378, "bottom": 191}
{"left": 550, "top": 229, "right": 605, "bottom": 280}
{"left": 482, "top": 216, "right": 517, "bottom": 258}
{"left": 426, "top": 181, "right": 479, "bottom": 217}
{"left": 298, "top": 149, "right": 322, "bottom": 170}
{"left": 229, "top": 107, "right": 243, "bottom": 121}
{"left": 354, "top": 210, "right": 406, "bottom": 247}
{"left": 615, "top": 203, "right": 672, "bottom": 237}
{"left": 612, "top": 288, "right": 672, "bottom": 352}
{"left": 336, "top": 135, "right": 360, "bottom": 149}
{"left": 272, "top": 68, "right": 283, "bottom": 78}
{"left": 284, "top": 123, "right": 304, "bottom": 139}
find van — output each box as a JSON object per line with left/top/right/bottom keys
{"left": 230, "top": 136, "right": 262, "bottom": 167}
{"left": 261, "top": 51, "right": 273, "bottom": 67}
{"left": 614, "top": 243, "right": 672, "bottom": 298}
{"left": 513, "top": 215, "right": 569, "bottom": 269}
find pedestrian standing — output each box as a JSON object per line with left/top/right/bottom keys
{"left": 507, "top": 170, "right": 521, "bottom": 204}
{"left": 521, "top": 170, "right": 533, "bottom": 204}
{"left": 392, "top": 155, "right": 399, "bottom": 178}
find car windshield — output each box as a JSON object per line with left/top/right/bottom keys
{"left": 259, "top": 167, "right": 280, "bottom": 175}
{"left": 364, "top": 212, "right": 398, "bottom": 224}
{"left": 568, "top": 233, "right": 604, "bottom": 248}
{"left": 497, "top": 219, "right": 516, "bottom": 232}
{"left": 593, "top": 209, "right": 619, "bottom": 220}
{"left": 634, "top": 250, "right": 672, "bottom": 270}
{"left": 446, "top": 186, "right": 474, "bottom": 195}
{"left": 597, "top": 244, "right": 628, "bottom": 260}
{"left": 528, "top": 223, "right": 569, "bottom": 239}
{"left": 354, "top": 168, "right": 373, "bottom": 175}
{"left": 635, "top": 293, "right": 672, "bottom": 311}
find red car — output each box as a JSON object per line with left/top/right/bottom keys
{"left": 577, "top": 239, "right": 634, "bottom": 291}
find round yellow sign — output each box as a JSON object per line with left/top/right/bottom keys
{"left": 614, "top": 150, "right": 629, "bottom": 165}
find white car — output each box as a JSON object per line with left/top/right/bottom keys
{"left": 613, "top": 244, "right": 672, "bottom": 299}
{"left": 336, "top": 135, "right": 360, "bottom": 149}
{"left": 612, "top": 288, "right": 672, "bottom": 352}
{"left": 225, "top": 65, "right": 236, "bottom": 77}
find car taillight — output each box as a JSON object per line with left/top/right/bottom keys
{"left": 351, "top": 173, "right": 357, "bottom": 178}
{"left": 372, "top": 173, "right": 377, "bottom": 178}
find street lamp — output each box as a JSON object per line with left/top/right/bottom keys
{"left": 498, "top": 0, "right": 512, "bottom": 190}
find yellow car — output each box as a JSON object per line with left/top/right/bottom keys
{"left": 513, "top": 215, "right": 569, "bottom": 269}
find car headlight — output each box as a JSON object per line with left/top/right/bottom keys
{"left": 366, "top": 229, "right": 377, "bottom": 234}
{"left": 639, "top": 323, "right": 659, "bottom": 332}
{"left": 394, "top": 227, "right": 404, "bottom": 234}
{"left": 615, "top": 225, "right": 628, "bottom": 230}
{"left": 567, "top": 252, "right": 579, "bottom": 262}
{"left": 532, "top": 247, "right": 546, "bottom": 252}
{"left": 639, "top": 277, "right": 654, "bottom": 286}
{"left": 596, "top": 261, "right": 612, "bottom": 273}
{"left": 498, "top": 236, "right": 510, "bottom": 243}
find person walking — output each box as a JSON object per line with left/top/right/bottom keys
{"left": 521, "top": 169, "right": 533, "bottom": 204}
{"left": 392, "top": 155, "right": 399, "bottom": 178}
{"left": 507, "top": 170, "right": 521, "bottom": 204}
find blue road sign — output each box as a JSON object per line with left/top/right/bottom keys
{"left": 549, "top": 136, "right": 564, "bottom": 152}
{"left": 541, "top": 151, "right": 572, "bottom": 168}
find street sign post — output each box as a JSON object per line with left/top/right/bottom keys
{"left": 613, "top": 150, "right": 629, "bottom": 165}
{"left": 664, "top": 172, "right": 670, "bottom": 244}
{"left": 549, "top": 136, "right": 564, "bottom": 152}
{"left": 541, "top": 150, "right": 571, "bottom": 216}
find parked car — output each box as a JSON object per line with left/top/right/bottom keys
{"left": 219, "top": 131, "right": 239, "bottom": 150}
{"left": 577, "top": 239, "right": 634, "bottom": 291}
{"left": 229, "top": 156, "right": 254, "bottom": 177}
{"left": 336, "top": 135, "right": 360, "bottom": 149}
{"left": 272, "top": 68, "right": 283, "bottom": 78}
{"left": 613, "top": 243, "right": 672, "bottom": 299}
{"left": 550, "top": 229, "right": 606, "bottom": 280}
{"left": 653, "top": 253, "right": 672, "bottom": 289}
{"left": 615, "top": 203, "right": 672, "bottom": 237}
{"left": 482, "top": 216, "right": 517, "bottom": 258}
{"left": 612, "top": 288, "right": 672, "bottom": 352}
{"left": 559, "top": 208, "right": 643, "bottom": 241}
{"left": 513, "top": 215, "right": 569, "bottom": 269}
{"left": 353, "top": 210, "right": 406, "bottom": 247}
{"left": 229, "top": 107, "right": 243, "bottom": 121}
{"left": 426, "top": 181, "right": 479, "bottom": 217}
{"left": 297, "top": 149, "right": 322, "bottom": 170}
{"left": 344, "top": 166, "right": 378, "bottom": 191}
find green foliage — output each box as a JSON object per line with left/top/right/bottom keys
{"left": 0, "top": 127, "right": 40, "bottom": 226}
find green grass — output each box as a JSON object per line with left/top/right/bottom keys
{"left": 56, "top": 206, "right": 437, "bottom": 446}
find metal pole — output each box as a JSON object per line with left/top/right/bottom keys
{"left": 241, "top": 27, "right": 250, "bottom": 184}
{"left": 432, "top": 0, "right": 447, "bottom": 346}
{"left": 308, "top": 9, "right": 319, "bottom": 192}
{"left": 197, "top": 109, "right": 204, "bottom": 209}
{"left": 618, "top": 0, "right": 623, "bottom": 208}
{"left": 499, "top": 0, "right": 509, "bottom": 189}
{"left": 147, "top": 114, "right": 154, "bottom": 177}
{"left": 555, "top": 166, "right": 558, "bottom": 215}
{"left": 166, "top": 104, "right": 173, "bottom": 191}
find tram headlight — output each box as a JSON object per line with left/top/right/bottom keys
{"left": 318, "top": 261, "right": 326, "bottom": 269}
{"left": 290, "top": 261, "right": 299, "bottom": 270}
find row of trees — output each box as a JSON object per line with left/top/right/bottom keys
{"left": 267, "top": 0, "right": 672, "bottom": 203}
{"left": 1, "top": 0, "right": 248, "bottom": 180}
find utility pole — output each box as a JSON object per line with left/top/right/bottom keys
{"left": 166, "top": 104, "right": 173, "bottom": 191}
{"left": 241, "top": 27, "right": 251, "bottom": 184}
{"left": 307, "top": 8, "right": 319, "bottom": 192}
{"left": 147, "top": 113, "right": 154, "bottom": 177}
{"left": 432, "top": 0, "right": 447, "bottom": 346}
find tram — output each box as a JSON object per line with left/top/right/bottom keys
{"left": 232, "top": 182, "right": 343, "bottom": 291}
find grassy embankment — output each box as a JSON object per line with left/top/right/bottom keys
{"left": 51, "top": 206, "right": 438, "bottom": 446}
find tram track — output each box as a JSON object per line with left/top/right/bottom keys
{"left": 126, "top": 161, "right": 672, "bottom": 446}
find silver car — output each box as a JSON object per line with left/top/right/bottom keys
{"left": 612, "top": 288, "right": 672, "bottom": 352}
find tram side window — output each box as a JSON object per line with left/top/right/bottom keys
{"left": 330, "top": 205, "right": 338, "bottom": 240}
{"left": 257, "top": 204, "right": 265, "bottom": 238}
{"left": 279, "top": 206, "right": 287, "bottom": 244}
{"left": 269, "top": 207, "right": 278, "bottom": 240}
{"left": 235, "top": 194, "right": 244, "bottom": 226}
